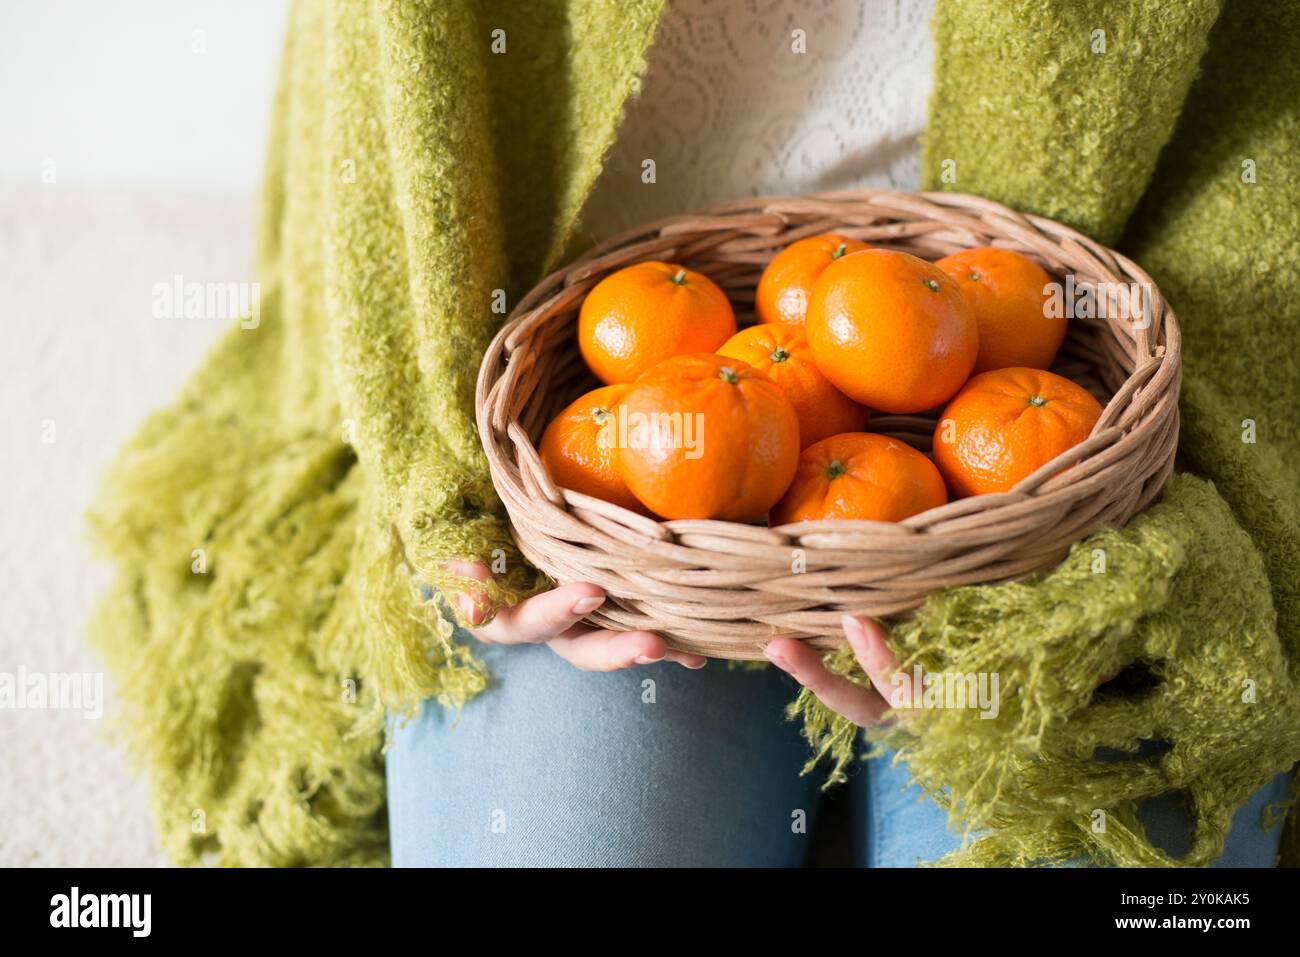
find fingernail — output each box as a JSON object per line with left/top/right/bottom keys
{"left": 571, "top": 595, "right": 604, "bottom": 616}
{"left": 683, "top": 659, "right": 708, "bottom": 670}
{"left": 458, "top": 594, "right": 479, "bottom": 625}
{"left": 763, "top": 646, "right": 789, "bottom": 671}
{"left": 634, "top": 654, "right": 665, "bottom": 665}
{"left": 841, "top": 614, "right": 866, "bottom": 644}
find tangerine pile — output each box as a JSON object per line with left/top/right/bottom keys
{"left": 540, "top": 239, "right": 1101, "bottom": 525}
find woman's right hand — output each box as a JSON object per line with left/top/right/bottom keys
{"left": 446, "top": 561, "right": 708, "bottom": 671}
{"left": 763, "top": 616, "right": 911, "bottom": 727}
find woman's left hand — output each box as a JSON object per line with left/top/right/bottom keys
{"left": 763, "top": 616, "right": 911, "bottom": 727}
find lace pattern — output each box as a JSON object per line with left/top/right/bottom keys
{"left": 579, "top": 0, "right": 936, "bottom": 242}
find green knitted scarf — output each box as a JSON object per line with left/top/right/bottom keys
{"left": 88, "top": 0, "right": 663, "bottom": 866}
{"left": 89, "top": 0, "right": 1299, "bottom": 866}
{"left": 794, "top": 0, "right": 1300, "bottom": 866}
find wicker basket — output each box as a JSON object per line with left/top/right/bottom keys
{"left": 476, "top": 190, "right": 1181, "bottom": 659}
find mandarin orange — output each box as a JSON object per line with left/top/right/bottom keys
{"left": 755, "top": 233, "right": 870, "bottom": 326}
{"left": 933, "top": 367, "right": 1103, "bottom": 497}
{"left": 578, "top": 261, "right": 736, "bottom": 385}
{"left": 614, "top": 354, "right": 799, "bottom": 521}
{"left": 716, "top": 323, "right": 868, "bottom": 448}
{"left": 936, "top": 247, "right": 1065, "bottom": 373}
{"left": 805, "top": 249, "right": 979, "bottom": 414}
{"left": 770, "top": 432, "right": 947, "bottom": 525}
{"left": 538, "top": 384, "right": 649, "bottom": 514}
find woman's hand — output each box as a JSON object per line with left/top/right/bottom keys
{"left": 763, "top": 615, "right": 911, "bottom": 726}
{"left": 446, "top": 561, "right": 708, "bottom": 671}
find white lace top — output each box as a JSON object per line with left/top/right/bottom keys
{"left": 579, "top": 0, "right": 936, "bottom": 242}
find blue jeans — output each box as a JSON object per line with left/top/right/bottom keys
{"left": 387, "top": 639, "right": 1290, "bottom": 867}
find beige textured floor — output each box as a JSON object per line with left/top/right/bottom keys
{"left": 0, "top": 183, "right": 256, "bottom": 865}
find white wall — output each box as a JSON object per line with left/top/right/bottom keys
{"left": 0, "top": 0, "right": 291, "bottom": 865}
{"left": 0, "top": 0, "right": 291, "bottom": 193}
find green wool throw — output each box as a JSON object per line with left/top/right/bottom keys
{"left": 89, "top": 0, "right": 1298, "bottom": 867}
{"left": 793, "top": 0, "right": 1300, "bottom": 866}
